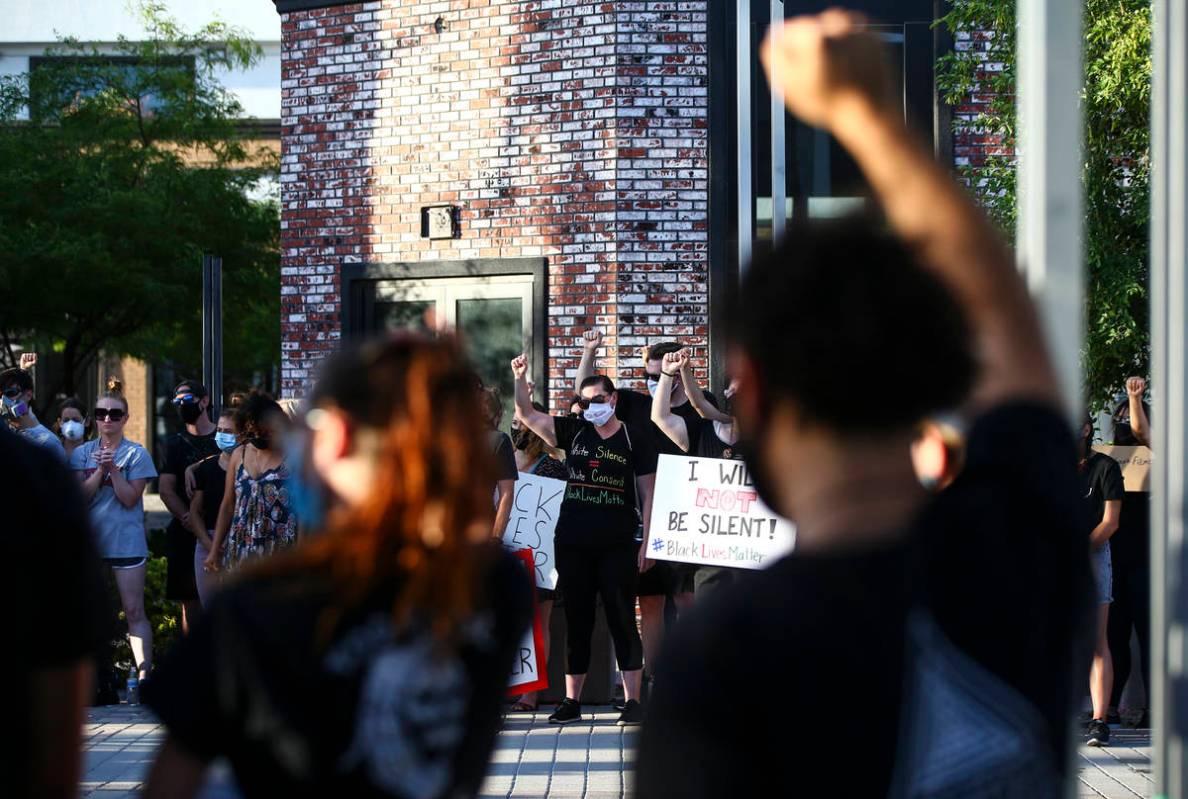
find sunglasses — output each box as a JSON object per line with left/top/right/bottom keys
{"left": 575, "top": 394, "right": 610, "bottom": 409}
{"left": 171, "top": 393, "right": 199, "bottom": 405}
{"left": 2, "top": 387, "right": 22, "bottom": 399}
{"left": 94, "top": 408, "right": 127, "bottom": 421}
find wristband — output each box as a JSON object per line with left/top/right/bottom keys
{"left": 661, "top": 370, "right": 679, "bottom": 378}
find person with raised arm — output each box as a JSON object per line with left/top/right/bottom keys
{"left": 637, "top": 11, "right": 1092, "bottom": 796}
{"left": 512, "top": 353, "right": 657, "bottom": 726}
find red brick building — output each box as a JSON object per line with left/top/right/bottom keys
{"left": 272, "top": 0, "right": 958, "bottom": 411}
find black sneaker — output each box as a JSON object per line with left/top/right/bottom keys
{"left": 1086, "top": 719, "right": 1110, "bottom": 747}
{"left": 616, "top": 699, "right": 645, "bottom": 726}
{"left": 548, "top": 698, "right": 582, "bottom": 725}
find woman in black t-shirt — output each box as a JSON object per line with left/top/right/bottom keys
{"left": 511, "top": 355, "right": 657, "bottom": 727}
{"left": 184, "top": 408, "right": 239, "bottom": 607}
{"left": 143, "top": 335, "right": 531, "bottom": 799}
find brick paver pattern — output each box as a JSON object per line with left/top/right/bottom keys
{"left": 81, "top": 705, "right": 1150, "bottom": 798}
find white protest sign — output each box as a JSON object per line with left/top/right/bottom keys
{"left": 646, "top": 454, "right": 795, "bottom": 570}
{"left": 502, "top": 471, "right": 566, "bottom": 589}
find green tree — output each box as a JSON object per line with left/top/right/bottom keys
{"left": 0, "top": 2, "right": 279, "bottom": 406}
{"left": 937, "top": 0, "right": 1151, "bottom": 411}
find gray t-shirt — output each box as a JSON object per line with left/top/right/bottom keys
{"left": 19, "top": 422, "right": 65, "bottom": 459}
{"left": 70, "top": 438, "right": 158, "bottom": 559}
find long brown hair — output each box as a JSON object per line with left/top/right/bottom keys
{"left": 270, "top": 334, "right": 499, "bottom": 644}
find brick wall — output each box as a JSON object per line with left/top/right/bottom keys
{"left": 949, "top": 28, "right": 1013, "bottom": 172}
{"left": 278, "top": 0, "right": 709, "bottom": 405}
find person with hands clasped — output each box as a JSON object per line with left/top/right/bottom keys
{"left": 70, "top": 378, "right": 158, "bottom": 681}
{"left": 651, "top": 349, "right": 741, "bottom": 460}
{"left": 511, "top": 353, "right": 658, "bottom": 727}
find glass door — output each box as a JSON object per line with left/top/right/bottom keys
{"left": 374, "top": 275, "right": 534, "bottom": 430}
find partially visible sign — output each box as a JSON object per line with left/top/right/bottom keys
{"left": 507, "top": 548, "right": 548, "bottom": 696}
{"left": 646, "top": 454, "right": 796, "bottom": 570}
{"left": 1094, "top": 445, "right": 1152, "bottom": 493}
{"left": 501, "top": 472, "right": 565, "bottom": 589}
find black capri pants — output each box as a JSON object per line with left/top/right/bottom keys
{"left": 554, "top": 535, "right": 644, "bottom": 674}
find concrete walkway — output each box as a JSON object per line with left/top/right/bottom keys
{"left": 81, "top": 705, "right": 1150, "bottom": 798}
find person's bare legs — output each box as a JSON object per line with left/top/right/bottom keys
{"left": 638, "top": 594, "right": 665, "bottom": 673}
{"left": 517, "top": 600, "right": 552, "bottom": 709}
{"left": 565, "top": 672, "right": 587, "bottom": 701}
{"left": 180, "top": 599, "right": 201, "bottom": 634}
{"left": 114, "top": 564, "right": 153, "bottom": 678}
{"left": 622, "top": 668, "right": 643, "bottom": 702}
{"left": 1090, "top": 603, "right": 1113, "bottom": 721}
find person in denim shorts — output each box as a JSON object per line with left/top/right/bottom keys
{"left": 1079, "top": 418, "right": 1124, "bottom": 746}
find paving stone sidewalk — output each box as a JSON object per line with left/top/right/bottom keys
{"left": 82, "top": 704, "right": 1150, "bottom": 798}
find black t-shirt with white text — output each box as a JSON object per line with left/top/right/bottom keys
{"left": 143, "top": 545, "right": 531, "bottom": 799}
{"left": 637, "top": 403, "right": 1094, "bottom": 798}
{"left": 552, "top": 416, "right": 658, "bottom": 545}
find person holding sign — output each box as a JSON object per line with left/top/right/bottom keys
{"left": 638, "top": 11, "right": 1092, "bottom": 797}
{"left": 507, "top": 402, "right": 568, "bottom": 713}
{"left": 511, "top": 354, "right": 658, "bottom": 727}
{"left": 651, "top": 349, "right": 745, "bottom": 597}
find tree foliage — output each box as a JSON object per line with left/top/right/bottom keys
{"left": 0, "top": 2, "right": 279, "bottom": 405}
{"left": 937, "top": 0, "right": 1151, "bottom": 410}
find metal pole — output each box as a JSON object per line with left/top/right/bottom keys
{"left": 202, "top": 254, "right": 223, "bottom": 418}
{"left": 211, "top": 256, "right": 223, "bottom": 419}
{"left": 202, "top": 254, "right": 213, "bottom": 403}
{"left": 1015, "top": 0, "right": 1084, "bottom": 422}
{"left": 769, "top": 0, "right": 785, "bottom": 242}
{"left": 1150, "top": 1, "right": 1188, "bottom": 793}
{"left": 736, "top": 0, "right": 753, "bottom": 276}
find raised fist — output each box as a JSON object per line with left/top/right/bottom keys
{"left": 760, "top": 10, "right": 893, "bottom": 130}
{"left": 582, "top": 329, "right": 603, "bottom": 352}
{"left": 662, "top": 350, "right": 688, "bottom": 373}
{"left": 1126, "top": 377, "right": 1146, "bottom": 398}
{"left": 510, "top": 354, "right": 529, "bottom": 379}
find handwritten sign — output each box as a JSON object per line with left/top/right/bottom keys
{"left": 501, "top": 472, "right": 565, "bottom": 589}
{"left": 1094, "top": 445, "right": 1152, "bottom": 492}
{"left": 507, "top": 548, "right": 548, "bottom": 696}
{"left": 646, "top": 454, "right": 796, "bottom": 570}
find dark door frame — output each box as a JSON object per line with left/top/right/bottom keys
{"left": 342, "top": 258, "right": 549, "bottom": 402}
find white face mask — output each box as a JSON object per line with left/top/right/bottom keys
{"left": 583, "top": 402, "right": 615, "bottom": 426}
{"left": 61, "top": 419, "right": 85, "bottom": 441}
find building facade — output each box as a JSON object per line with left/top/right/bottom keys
{"left": 273, "top": 0, "right": 983, "bottom": 412}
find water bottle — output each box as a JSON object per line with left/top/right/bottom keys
{"left": 126, "top": 669, "right": 139, "bottom": 705}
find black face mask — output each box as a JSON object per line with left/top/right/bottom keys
{"left": 511, "top": 427, "right": 533, "bottom": 451}
{"left": 249, "top": 436, "right": 271, "bottom": 451}
{"left": 177, "top": 403, "right": 203, "bottom": 424}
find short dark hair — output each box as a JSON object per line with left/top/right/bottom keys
{"left": 233, "top": 391, "right": 285, "bottom": 435}
{"left": 730, "top": 215, "right": 976, "bottom": 435}
{"left": 0, "top": 368, "right": 33, "bottom": 393}
{"left": 579, "top": 375, "right": 616, "bottom": 396}
{"left": 646, "top": 342, "right": 682, "bottom": 362}
{"left": 173, "top": 379, "right": 208, "bottom": 399}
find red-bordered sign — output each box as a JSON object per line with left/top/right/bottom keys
{"left": 507, "top": 548, "right": 549, "bottom": 696}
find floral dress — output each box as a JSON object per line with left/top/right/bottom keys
{"left": 222, "top": 460, "right": 298, "bottom": 569}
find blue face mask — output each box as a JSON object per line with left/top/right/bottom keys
{"left": 286, "top": 438, "right": 327, "bottom": 534}
{"left": 215, "top": 432, "right": 238, "bottom": 452}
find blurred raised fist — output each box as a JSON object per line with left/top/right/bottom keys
{"left": 510, "top": 354, "right": 528, "bottom": 379}
{"left": 1126, "top": 377, "right": 1146, "bottom": 398}
{"left": 760, "top": 10, "right": 894, "bottom": 130}
{"left": 582, "top": 329, "right": 603, "bottom": 352}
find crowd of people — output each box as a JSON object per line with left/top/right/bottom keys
{"left": 5, "top": 10, "right": 1158, "bottom": 798}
